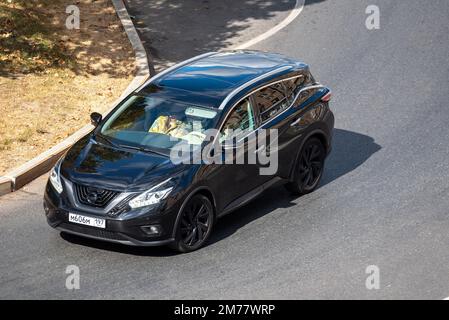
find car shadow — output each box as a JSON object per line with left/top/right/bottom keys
{"left": 60, "top": 231, "right": 179, "bottom": 257}
{"left": 208, "top": 128, "right": 381, "bottom": 246}
{"left": 61, "top": 128, "right": 380, "bottom": 255}
{"left": 321, "top": 128, "right": 382, "bottom": 187}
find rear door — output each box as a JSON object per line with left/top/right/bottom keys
{"left": 278, "top": 72, "right": 331, "bottom": 178}
{"left": 251, "top": 78, "right": 297, "bottom": 180}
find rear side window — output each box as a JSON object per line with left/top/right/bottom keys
{"left": 252, "top": 82, "right": 288, "bottom": 123}
{"left": 284, "top": 75, "right": 305, "bottom": 104}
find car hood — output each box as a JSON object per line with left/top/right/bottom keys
{"left": 61, "top": 135, "right": 188, "bottom": 191}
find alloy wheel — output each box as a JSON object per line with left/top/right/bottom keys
{"left": 180, "top": 197, "right": 212, "bottom": 247}
{"left": 298, "top": 141, "right": 325, "bottom": 191}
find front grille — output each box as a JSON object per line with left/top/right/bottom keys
{"left": 74, "top": 184, "right": 118, "bottom": 208}
{"left": 59, "top": 222, "right": 126, "bottom": 241}
{"left": 108, "top": 194, "right": 135, "bottom": 217}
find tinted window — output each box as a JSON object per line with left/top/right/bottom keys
{"left": 295, "top": 88, "right": 314, "bottom": 107}
{"left": 253, "top": 82, "right": 288, "bottom": 123}
{"left": 220, "top": 98, "right": 255, "bottom": 141}
{"left": 100, "top": 95, "right": 218, "bottom": 150}
{"left": 284, "top": 75, "right": 305, "bottom": 104}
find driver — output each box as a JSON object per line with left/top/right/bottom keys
{"left": 149, "top": 115, "right": 189, "bottom": 138}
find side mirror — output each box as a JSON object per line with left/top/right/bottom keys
{"left": 90, "top": 112, "right": 102, "bottom": 127}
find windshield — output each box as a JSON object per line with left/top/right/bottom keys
{"left": 99, "top": 94, "right": 219, "bottom": 152}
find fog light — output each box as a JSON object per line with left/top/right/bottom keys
{"left": 141, "top": 225, "right": 162, "bottom": 236}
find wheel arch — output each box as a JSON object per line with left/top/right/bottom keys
{"left": 308, "top": 131, "right": 329, "bottom": 153}
{"left": 288, "top": 129, "right": 330, "bottom": 181}
{"left": 171, "top": 186, "right": 217, "bottom": 238}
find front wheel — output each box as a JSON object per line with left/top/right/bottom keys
{"left": 170, "top": 194, "right": 215, "bottom": 253}
{"left": 285, "top": 138, "right": 326, "bottom": 196}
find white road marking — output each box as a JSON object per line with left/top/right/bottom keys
{"left": 233, "top": 0, "right": 305, "bottom": 50}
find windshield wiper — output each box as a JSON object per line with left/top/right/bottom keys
{"left": 95, "top": 133, "right": 119, "bottom": 148}
{"left": 95, "top": 134, "right": 167, "bottom": 157}
{"left": 117, "top": 144, "right": 168, "bottom": 157}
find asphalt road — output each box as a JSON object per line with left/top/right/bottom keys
{"left": 1, "top": 0, "right": 449, "bottom": 299}
{"left": 125, "top": 0, "right": 296, "bottom": 71}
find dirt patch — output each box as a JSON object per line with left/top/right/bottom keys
{"left": 0, "top": 0, "right": 136, "bottom": 175}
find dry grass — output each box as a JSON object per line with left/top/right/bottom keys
{"left": 0, "top": 0, "right": 136, "bottom": 175}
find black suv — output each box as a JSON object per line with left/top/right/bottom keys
{"left": 44, "top": 50, "right": 334, "bottom": 252}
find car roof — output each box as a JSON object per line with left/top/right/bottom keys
{"left": 138, "top": 50, "right": 308, "bottom": 109}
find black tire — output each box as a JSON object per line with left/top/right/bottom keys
{"left": 285, "top": 138, "right": 326, "bottom": 196}
{"left": 170, "top": 194, "right": 215, "bottom": 253}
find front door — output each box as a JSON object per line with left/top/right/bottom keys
{"left": 213, "top": 97, "right": 262, "bottom": 208}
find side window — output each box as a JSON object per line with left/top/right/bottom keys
{"left": 284, "top": 75, "right": 305, "bottom": 104}
{"left": 220, "top": 98, "right": 255, "bottom": 141}
{"left": 253, "top": 82, "right": 288, "bottom": 123}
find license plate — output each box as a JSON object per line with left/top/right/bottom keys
{"left": 68, "top": 213, "right": 105, "bottom": 229}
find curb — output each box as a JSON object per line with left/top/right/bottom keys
{"left": 0, "top": 0, "right": 152, "bottom": 196}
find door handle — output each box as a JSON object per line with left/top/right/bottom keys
{"left": 291, "top": 117, "right": 302, "bottom": 127}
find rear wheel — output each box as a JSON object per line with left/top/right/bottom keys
{"left": 285, "top": 138, "right": 326, "bottom": 195}
{"left": 170, "top": 194, "right": 214, "bottom": 253}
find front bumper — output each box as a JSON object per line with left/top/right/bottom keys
{"left": 44, "top": 182, "right": 178, "bottom": 247}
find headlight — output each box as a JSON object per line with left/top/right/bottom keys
{"left": 129, "top": 178, "right": 173, "bottom": 209}
{"left": 49, "top": 158, "right": 63, "bottom": 194}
